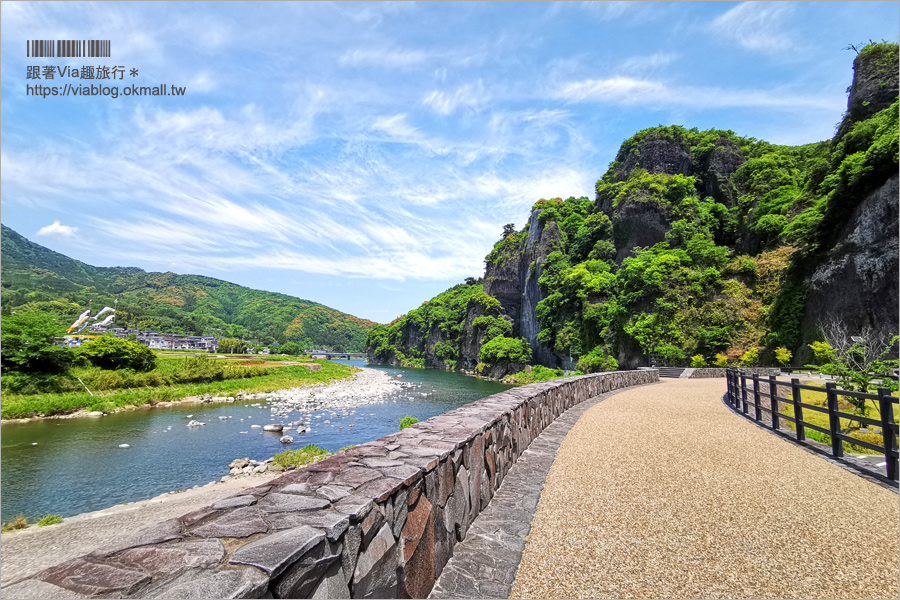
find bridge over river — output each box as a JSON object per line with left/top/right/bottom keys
{"left": 3, "top": 376, "right": 897, "bottom": 599}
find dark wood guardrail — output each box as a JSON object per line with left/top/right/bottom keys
{"left": 725, "top": 368, "right": 898, "bottom": 481}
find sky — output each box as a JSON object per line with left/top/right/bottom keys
{"left": 1, "top": 1, "right": 898, "bottom": 323}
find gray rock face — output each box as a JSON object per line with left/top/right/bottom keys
{"left": 613, "top": 133, "right": 692, "bottom": 182}
{"left": 611, "top": 199, "right": 671, "bottom": 263}
{"left": 845, "top": 46, "right": 900, "bottom": 125}
{"left": 796, "top": 174, "right": 900, "bottom": 361}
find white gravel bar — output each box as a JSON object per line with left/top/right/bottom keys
{"left": 260, "top": 367, "right": 406, "bottom": 418}
{"left": 511, "top": 378, "right": 900, "bottom": 599}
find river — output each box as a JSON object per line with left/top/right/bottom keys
{"left": 0, "top": 360, "right": 511, "bottom": 521}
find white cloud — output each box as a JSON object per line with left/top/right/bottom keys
{"left": 340, "top": 47, "right": 429, "bottom": 68}
{"left": 554, "top": 76, "right": 840, "bottom": 111}
{"left": 579, "top": 1, "right": 638, "bottom": 21}
{"left": 423, "top": 81, "right": 491, "bottom": 115}
{"left": 618, "top": 53, "right": 679, "bottom": 75}
{"left": 710, "top": 2, "right": 795, "bottom": 54}
{"left": 37, "top": 221, "right": 77, "bottom": 237}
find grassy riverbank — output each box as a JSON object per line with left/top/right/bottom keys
{"left": 1, "top": 356, "right": 359, "bottom": 420}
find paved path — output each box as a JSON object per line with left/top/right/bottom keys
{"left": 510, "top": 378, "right": 899, "bottom": 599}
{"left": 429, "top": 385, "right": 655, "bottom": 598}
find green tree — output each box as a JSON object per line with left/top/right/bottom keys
{"left": 0, "top": 311, "right": 74, "bottom": 374}
{"left": 79, "top": 337, "right": 157, "bottom": 371}
{"left": 218, "top": 338, "right": 248, "bottom": 354}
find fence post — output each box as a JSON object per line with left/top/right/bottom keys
{"left": 740, "top": 373, "right": 748, "bottom": 414}
{"left": 725, "top": 370, "right": 731, "bottom": 405}
{"left": 769, "top": 375, "right": 779, "bottom": 431}
{"left": 825, "top": 382, "right": 843, "bottom": 458}
{"left": 729, "top": 370, "right": 736, "bottom": 406}
{"left": 791, "top": 379, "right": 805, "bottom": 442}
{"left": 877, "top": 388, "right": 897, "bottom": 481}
{"left": 753, "top": 374, "right": 761, "bottom": 421}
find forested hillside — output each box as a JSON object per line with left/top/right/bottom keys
{"left": 0, "top": 225, "right": 376, "bottom": 351}
{"left": 368, "top": 43, "right": 899, "bottom": 376}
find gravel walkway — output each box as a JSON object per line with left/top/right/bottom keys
{"left": 510, "top": 378, "right": 900, "bottom": 599}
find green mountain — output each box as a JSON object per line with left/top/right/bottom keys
{"left": 368, "top": 43, "right": 899, "bottom": 375}
{"left": 0, "top": 225, "right": 376, "bottom": 351}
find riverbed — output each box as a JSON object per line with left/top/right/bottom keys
{"left": 0, "top": 360, "right": 510, "bottom": 521}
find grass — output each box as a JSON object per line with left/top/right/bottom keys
{"left": 273, "top": 444, "right": 332, "bottom": 467}
{"left": 37, "top": 514, "right": 62, "bottom": 527}
{"left": 1, "top": 358, "right": 359, "bottom": 419}
{"left": 398, "top": 415, "right": 419, "bottom": 430}
{"left": 1, "top": 515, "right": 28, "bottom": 533}
{"left": 776, "top": 383, "right": 899, "bottom": 455}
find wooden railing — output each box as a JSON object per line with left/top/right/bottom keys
{"left": 724, "top": 368, "right": 899, "bottom": 481}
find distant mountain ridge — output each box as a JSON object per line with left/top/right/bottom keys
{"left": 0, "top": 224, "right": 376, "bottom": 351}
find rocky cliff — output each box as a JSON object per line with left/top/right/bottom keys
{"left": 369, "top": 44, "right": 899, "bottom": 374}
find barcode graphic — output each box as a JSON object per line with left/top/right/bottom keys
{"left": 26, "top": 40, "right": 110, "bottom": 58}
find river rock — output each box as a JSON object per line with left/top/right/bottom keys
{"left": 187, "top": 420, "right": 205, "bottom": 428}
{"left": 263, "top": 424, "right": 284, "bottom": 432}
{"left": 280, "top": 436, "right": 294, "bottom": 444}
{"left": 118, "top": 444, "right": 130, "bottom": 449}
{"left": 230, "top": 458, "right": 250, "bottom": 469}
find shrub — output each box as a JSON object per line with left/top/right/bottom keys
{"left": 478, "top": 336, "right": 531, "bottom": 365}
{"left": 691, "top": 354, "right": 706, "bottom": 367}
{"left": 774, "top": 347, "right": 793, "bottom": 366}
{"left": 740, "top": 348, "right": 759, "bottom": 366}
{"left": 79, "top": 337, "right": 156, "bottom": 372}
{"left": 399, "top": 416, "right": 419, "bottom": 430}
{"left": 715, "top": 353, "right": 729, "bottom": 367}
{"left": 38, "top": 514, "right": 62, "bottom": 527}
{"left": 577, "top": 347, "right": 618, "bottom": 373}
{"left": 1, "top": 515, "right": 28, "bottom": 533}
{"left": 808, "top": 341, "right": 835, "bottom": 364}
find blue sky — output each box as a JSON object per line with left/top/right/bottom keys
{"left": 1, "top": 1, "right": 897, "bottom": 323}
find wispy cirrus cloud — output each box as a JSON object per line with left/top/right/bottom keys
{"left": 553, "top": 76, "right": 840, "bottom": 111}
{"left": 423, "top": 81, "right": 491, "bottom": 115}
{"left": 710, "top": 2, "right": 796, "bottom": 54}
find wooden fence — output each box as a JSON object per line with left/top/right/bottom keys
{"left": 724, "top": 368, "right": 898, "bottom": 481}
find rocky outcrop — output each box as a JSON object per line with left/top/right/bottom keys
{"left": 700, "top": 137, "right": 746, "bottom": 207}
{"left": 611, "top": 200, "right": 672, "bottom": 263}
{"left": 795, "top": 174, "right": 899, "bottom": 362}
{"left": 612, "top": 133, "right": 692, "bottom": 182}
{"left": 838, "top": 44, "right": 899, "bottom": 137}
{"left": 7, "top": 370, "right": 658, "bottom": 599}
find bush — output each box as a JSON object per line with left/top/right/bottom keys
{"left": 690, "top": 354, "right": 706, "bottom": 367}
{"left": 478, "top": 336, "right": 531, "bottom": 365}
{"left": 1, "top": 515, "right": 28, "bottom": 533}
{"left": 38, "top": 514, "right": 62, "bottom": 527}
{"left": 774, "top": 347, "right": 792, "bottom": 366}
{"left": 577, "top": 347, "right": 618, "bottom": 373}
{"left": 714, "top": 353, "right": 729, "bottom": 367}
{"left": 503, "top": 365, "right": 565, "bottom": 384}
{"left": 740, "top": 348, "right": 759, "bottom": 367}
{"left": 808, "top": 341, "right": 835, "bottom": 364}
{"left": 399, "top": 416, "right": 419, "bottom": 430}
{"left": 79, "top": 337, "right": 156, "bottom": 372}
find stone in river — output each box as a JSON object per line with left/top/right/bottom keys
{"left": 118, "top": 444, "right": 130, "bottom": 449}
{"left": 281, "top": 436, "right": 294, "bottom": 444}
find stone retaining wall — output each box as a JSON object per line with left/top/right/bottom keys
{"left": 8, "top": 370, "right": 657, "bottom": 600}
{"left": 688, "top": 367, "right": 781, "bottom": 378}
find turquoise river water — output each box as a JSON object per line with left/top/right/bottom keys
{"left": 0, "top": 360, "right": 511, "bottom": 521}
